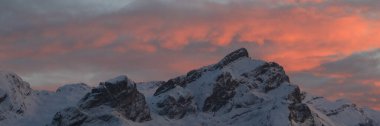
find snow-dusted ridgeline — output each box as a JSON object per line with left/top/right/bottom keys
{"left": 0, "top": 48, "right": 379, "bottom": 126}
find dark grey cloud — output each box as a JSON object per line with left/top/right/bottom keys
{"left": 291, "top": 49, "right": 380, "bottom": 109}
{"left": 317, "top": 49, "right": 380, "bottom": 79}
{"left": 0, "top": 0, "right": 132, "bottom": 34}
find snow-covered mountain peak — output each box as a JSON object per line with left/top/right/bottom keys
{"left": 0, "top": 71, "right": 32, "bottom": 121}
{"left": 0, "top": 71, "right": 91, "bottom": 125}
{"left": 1, "top": 48, "right": 380, "bottom": 126}
{"left": 0, "top": 71, "right": 32, "bottom": 97}
{"left": 150, "top": 48, "right": 303, "bottom": 123}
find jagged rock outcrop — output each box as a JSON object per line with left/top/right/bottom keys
{"left": 285, "top": 78, "right": 315, "bottom": 125}
{"left": 51, "top": 107, "right": 88, "bottom": 126}
{"left": 213, "top": 48, "right": 249, "bottom": 69}
{"left": 241, "top": 62, "right": 290, "bottom": 92}
{"left": 289, "top": 103, "right": 315, "bottom": 125}
{"left": 154, "top": 48, "right": 250, "bottom": 97}
{"left": 154, "top": 76, "right": 186, "bottom": 96}
{"left": 203, "top": 72, "right": 240, "bottom": 112}
{"left": 51, "top": 76, "right": 151, "bottom": 126}
{"left": 156, "top": 88, "right": 196, "bottom": 119}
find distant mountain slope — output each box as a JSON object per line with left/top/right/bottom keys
{"left": 0, "top": 48, "right": 379, "bottom": 126}
{"left": 0, "top": 72, "right": 91, "bottom": 126}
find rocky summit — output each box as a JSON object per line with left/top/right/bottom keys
{"left": 0, "top": 48, "right": 379, "bottom": 126}
{"left": 51, "top": 76, "right": 151, "bottom": 126}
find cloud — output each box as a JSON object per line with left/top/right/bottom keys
{"left": 291, "top": 49, "right": 380, "bottom": 110}
{"left": 2, "top": 0, "right": 380, "bottom": 71}
{"left": 1, "top": 0, "right": 380, "bottom": 109}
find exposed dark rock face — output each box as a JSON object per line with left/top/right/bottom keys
{"left": 288, "top": 103, "right": 314, "bottom": 124}
{"left": 203, "top": 72, "right": 240, "bottom": 112}
{"left": 242, "top": 62, "right": 290, "bottom": 92}
{"left": 154, "top": 76, "right": 186, "bottom": 96}
{"left": 51, "top": 107, "right": 88, "bottom": 126}
{"left": 156, "top": 72, "right": 244, "bottom": 119}
{"left": 52, "top": 107, "right": 121, "bottom": 126}
{"left": 288, "top": 86, "right": 303, "bottom": 104}
{"left": 287, "top": 82, "right": 314, "bottom": 125}
{"left": 154, "top": 69, "right": 210, "bottom": 96}
{"left": 157, "top": 95, "right": 196, "bottom": 119}
{"left": 214, "top": 48, "right": 249, "bottom": 69}
{"left": 0, "top": 89, "right": 7, "bottom": 121}
{"left": 81, "top": 77, "right": 151, "bottom": 122}
{"left": 0, "top": 92, "right": 7, "bottom": 104}
{"left": 185, "top": 69, "right": 204, "bottom": 84}
{"left": 51, "top": 76, "right": 151, "bottom": 126}
{"left": 154, "top": 48, "right": 249, "bottom": 96}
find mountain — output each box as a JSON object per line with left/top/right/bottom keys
{"left": 0, "top": 72, "right": 91, "bottom": 126}
{"left": 0, "top": 48, "right": 379, "bottom": 126}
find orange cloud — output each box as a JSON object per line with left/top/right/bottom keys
{"left": 92, "top": 32, "right": 118, "bottom": 48}
{"left": 1, "top": 1, "right": 380, "bottom": 73}
{"left": 1, "top": 0, "right": 380, "bottom": 110}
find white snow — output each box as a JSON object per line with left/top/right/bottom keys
{"left": 222, "top": 57, "right": 266, "bottom": 78}
{"left": 0, "top": 72, "right": 91, "bottom": 126}
{"left": 304, "top": 93, "right": 379, "bottom": 126}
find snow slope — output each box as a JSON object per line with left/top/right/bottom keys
{"left": 0, "top": 72, "right": 91, "bottom": 126}
{"left": 304, "top": 94, "right": 380, "bottom": 126}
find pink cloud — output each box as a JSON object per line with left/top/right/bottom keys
{"left": 3, "top": 1, "right": 379, "bottom": 72}
{"left": 1, "top": 0, "right": 380, "bottom": 110}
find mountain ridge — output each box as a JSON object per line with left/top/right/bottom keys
{"left": 0, "top": 48, "right": 379, "bottom": 126}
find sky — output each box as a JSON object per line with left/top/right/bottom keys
{"left": 1, "top": 0, "right": 380, "bottom": 110}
